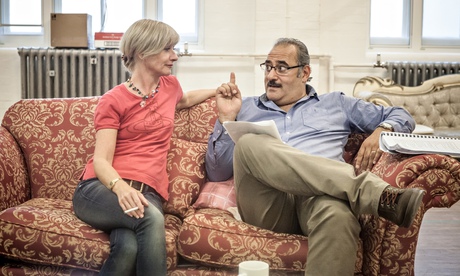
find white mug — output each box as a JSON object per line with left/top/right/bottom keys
{"left": 238, "top": 260, "right": 269, "bottom": 276}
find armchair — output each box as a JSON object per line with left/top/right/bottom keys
{"left": 353, "top": 74, "right": 460, "bottom": 137}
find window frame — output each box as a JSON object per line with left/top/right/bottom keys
{"left": 156, "top": 0, "right": 200, "bottom": 45}
{"left": 0, "top": 0, "right": 44, "bottom": 36}
{"left": 369, "top": 0, "right": 411, "bottom": 46}
{"left": 369, "top": 0, "right": 460, "bottom": 49}
{"left": 421, "top": 0, "right": 460, "bottom": 47}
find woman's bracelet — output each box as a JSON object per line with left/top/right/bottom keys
{"left": 108, "top": 178, "right": 122, "bottom": 190}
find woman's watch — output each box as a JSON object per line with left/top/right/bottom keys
{"left": 378, "top": 122, "right": 394, "bottom": 131}
{"left": 109, "top": 178, "right": 122, "bottom": 190}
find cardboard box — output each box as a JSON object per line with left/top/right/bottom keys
{"left": 51, "top": 13, "right": 93, "bottom": 48}
{"left": 94, "top": 32, "right": 123, "bottom": 48}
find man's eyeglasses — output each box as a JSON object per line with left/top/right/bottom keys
{"left": 260, "top": 63, "right": 305, "bottom": 75}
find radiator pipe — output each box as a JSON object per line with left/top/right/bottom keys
{"left": 373, "top": 53, "right": 386, "bottom": 68}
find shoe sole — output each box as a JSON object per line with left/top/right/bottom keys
{"left": 401, "top": 189, "right": 425, "bottom": 228}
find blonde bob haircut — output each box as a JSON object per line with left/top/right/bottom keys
{"left": 120, "top": 19, "right": 180, "bottom": 73}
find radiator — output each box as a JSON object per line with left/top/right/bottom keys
{"left": 18, "top": 47, "right": 130, "bottom": 99}
{"left": 386, "top": 61, "right": 460, "bottom": 86}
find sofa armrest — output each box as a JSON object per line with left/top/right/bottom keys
{"left": 373, "top": 152, "right": 460, "bottom": 208}
{"left": 354, "top": 91, "right": 393, "bottom": 107}
{"left": 0, "top": 126, "right": 30, "bottom": 211}
{"left": 358, "top": 152, "right": 460, "bottom": 275}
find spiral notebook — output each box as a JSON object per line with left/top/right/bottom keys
{"left": 379, "top": 132, "right": 460, "bottom": 157}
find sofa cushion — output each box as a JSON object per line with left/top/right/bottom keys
{"left": 172, "top": 98, "right": 218, "bottom": 143}
{"left": 179, "top": 208, "right": 308, "bottom": 271}
{"left": 162, "top": 98, "right": 218, "bottom": 218}
{"left": 164, "top": 138, "right": 208, "bottom": 218}
{"left": 178, "top": 208, "right": 363, "bottom": 272}
{"left": 0, "top": 198, "right": 182, "bottom": 271}
{"left": 0, "top": 260, "right": 99, "bottom": 276}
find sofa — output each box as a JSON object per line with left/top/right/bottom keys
{"left": 1, "top": 96, "right": 459, "bottom": 276}
{"left": 353, "top": 74, "right": 460, "bottom": 137}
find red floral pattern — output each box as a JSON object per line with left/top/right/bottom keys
{"left": 178, "top": 208, "right": 365, "bottom": 271}
{"left": 0, "top": 127, "right": 29, "bottom": 211}
{"left": 2, "top": 98, "right": 98, "bottom": 200}
{"left": 0, "top": 97, "right": 459, "bottom": 275}
{"left": 164, "top": 138, "right": 207, "bottom": 218}
{"left": 0, "top": 197, "right": 181, "bottom": 272}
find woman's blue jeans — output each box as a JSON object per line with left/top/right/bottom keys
{"left": 72, "top": 178, "right": 166, "bottom": 276}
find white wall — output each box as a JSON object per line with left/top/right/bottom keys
{"left": 1, "top": 0, "right": 459, "bottom": 119}
{"left": 0, "top": 49, "right": 22, "bottom": 118}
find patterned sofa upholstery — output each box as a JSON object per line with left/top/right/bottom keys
{"left": 0, "top": 97, "right": 459, "bottom": 275}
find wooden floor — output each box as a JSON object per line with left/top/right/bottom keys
{"left": 414, "top": 202, "right": 460, "bottom": 275}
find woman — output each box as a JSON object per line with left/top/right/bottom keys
{"left": 72, "top": 19, "right": 214, "bottom": 275}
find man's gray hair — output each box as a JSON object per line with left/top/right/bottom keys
{"left": 274, "top": 38, "right": 310, "bottom": 66}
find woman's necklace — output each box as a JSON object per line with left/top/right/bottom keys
{"left": 126, "top": 79, "right": 160, "bottom": 108}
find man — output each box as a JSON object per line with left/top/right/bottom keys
{"left": 205, "top": 38, "right": 424, "bottom": 276}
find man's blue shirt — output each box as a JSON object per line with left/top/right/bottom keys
{"left": 206, "top": 84, "right": 415, "bottom": 181}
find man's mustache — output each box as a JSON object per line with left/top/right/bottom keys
{"left": 268, "top": 81, "right": 281, "bottom": 88}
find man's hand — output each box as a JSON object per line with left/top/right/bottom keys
{"left": 216, "top": 72, "right": 242, "bottom": 123}
{"left": 354, "top": 127, "right": 388, "bottom": 173}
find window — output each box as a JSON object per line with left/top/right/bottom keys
{"left": 422, "top": 0, "right": 460, "bottom": 46}
{"left": 370, "top": 0, "right": 411, "bottom": 45}
{"left": 54, "top": 0, "right": 143, "bottom": 33}
{"left": 157, "top": 0, "right": 199, "bottom": 44}
{"left": 370, "top": 0, "right": 460, "bottom": 47}
{"left": 0, "top": 0, "right": 200, "bottom": 47}
{"left": 0, "top": 0, "right": 43, "bottom": 35}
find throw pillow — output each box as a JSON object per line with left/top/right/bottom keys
{"left": 193, "top": 178, "right": 237, "bottom": 211}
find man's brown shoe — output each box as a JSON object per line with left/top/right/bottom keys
{"left": 378, "top": 186, "right": 425, "bottom": 228}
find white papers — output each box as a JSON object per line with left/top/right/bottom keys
{"left": 379, "top": 132, "right": 460, "bottom": 157}
{"left": 223, "top": 120, "right": 282, "bottom": 143}
{"left": 412, "top": 124, "right": 435, "bottom": 135}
